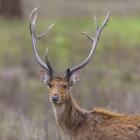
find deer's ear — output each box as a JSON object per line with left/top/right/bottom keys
{"left": 69, "top": 70, "right": 80, "bottom": 86}
{"left": 40, "top": 69, "right": 51, "bottom": 85}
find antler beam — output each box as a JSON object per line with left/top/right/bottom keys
{"left": 29, "top": 8, "right": 55, "bottom": 77}
{"left": 66, "top": 11, "right": 111, "bottom": 78}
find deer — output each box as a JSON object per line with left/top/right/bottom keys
{"left": 29, "top": 8, "right": 140, "bottom": 140}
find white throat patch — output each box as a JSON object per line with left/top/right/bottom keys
{"left": 52, "top": 103, "right": 66, "bottom": 125}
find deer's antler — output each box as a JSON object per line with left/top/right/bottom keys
{"left": 29, "top": 8, "right": 55, "bottom": 77}
{"left": 66, "top": 11, "right": 111, "bottom": 79}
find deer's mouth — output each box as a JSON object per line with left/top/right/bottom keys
{"left": 50, "top": 98, "right": 63, "bottom": 105}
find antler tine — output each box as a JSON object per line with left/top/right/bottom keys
{"left": 30, "top": 8, "right": 55, "bottom": 39}
{"left": 29, "top": 8, "right": 54, "bottom": 77}
{"left": 37, "top": 23, "right": 55, "bottom": 39}
{"left": 67, "top": 11, "right": 111, "bottom": 78}
{"left": 82, "top": 32, "right": 93, "bottom": 41}
{"left": 45, "top": 47, "right": 54, "bottom": 75}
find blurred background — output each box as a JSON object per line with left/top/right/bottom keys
{"left": 0, "top": 0, "right": 140, "bottom": 139}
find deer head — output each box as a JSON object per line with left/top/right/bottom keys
{"left": 29, "top": 8, "right": 110, "bottom": 106}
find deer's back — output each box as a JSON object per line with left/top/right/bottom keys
{"left": 72, "top": 108, "right": 140, "bottom": 140}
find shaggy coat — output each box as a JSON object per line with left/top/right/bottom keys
{"left": 53, "top": 93, "right": 140, "bottom": 140}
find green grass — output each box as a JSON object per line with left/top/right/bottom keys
{"left": 0, "top": 16, "right": 140, "bottom": 68}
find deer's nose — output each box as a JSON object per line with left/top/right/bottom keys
{"left": 51, "top": 94, "right": 59, "bottom": 102}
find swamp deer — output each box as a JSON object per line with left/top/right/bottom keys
{"left": 29, "top": 8, "right": 140, "bottom": 140}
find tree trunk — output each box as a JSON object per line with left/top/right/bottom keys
{"left": 0, "top": 0, "right": 23, "bottom": 19}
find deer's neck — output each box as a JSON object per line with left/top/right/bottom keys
{"left": 52, "top": 92, "right": 87, "bottom": 134}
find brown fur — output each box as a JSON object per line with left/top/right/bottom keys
{"left": 48, "top": 77, "right": 140, "bottom": 140}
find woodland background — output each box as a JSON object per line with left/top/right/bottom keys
{"left": 0, "top": 0, "right": 140, "bottom": 139}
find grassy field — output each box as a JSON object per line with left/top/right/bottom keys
{"left": 0, "top": 16, "right": 140, "bottom": 140}
{"left": 0, "top": 16, "right": 140, "bottom": 67}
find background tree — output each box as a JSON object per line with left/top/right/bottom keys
{"left": 0, "top": 0, "right": 23, "bottom": 19}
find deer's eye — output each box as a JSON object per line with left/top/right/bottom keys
{"left": 62, "top": 84, "right": 68, "bottom": 89}
{"left": 48, "top": 83, "right": 53, "bottom": 88}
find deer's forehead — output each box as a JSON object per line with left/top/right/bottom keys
{"left": 51, "top": 77, "right": 68, "bottom": 85}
